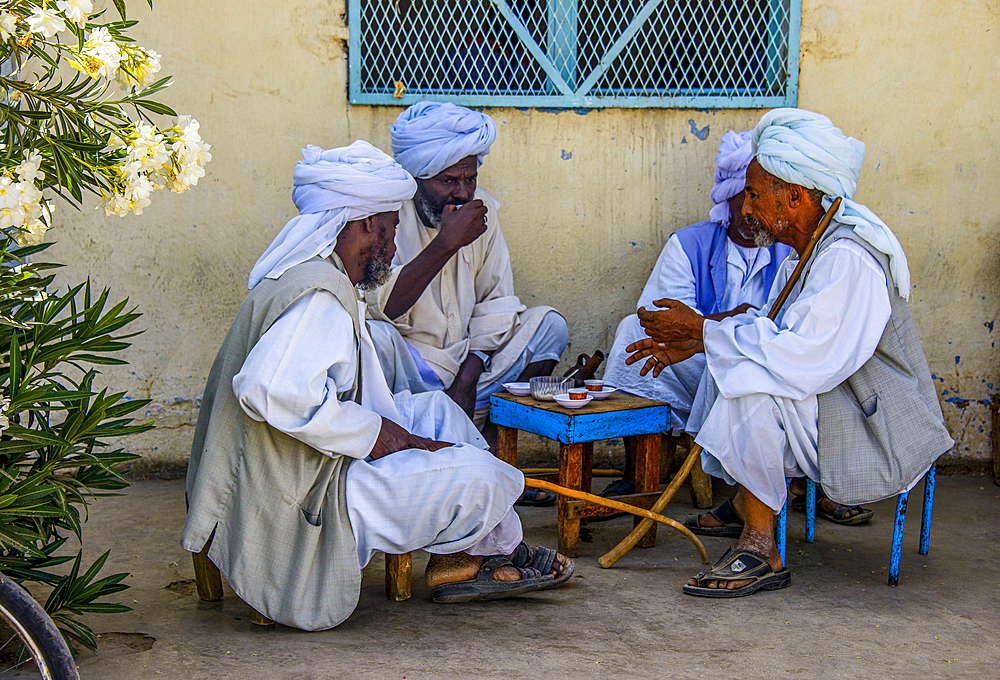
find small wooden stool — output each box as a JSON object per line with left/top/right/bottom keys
{"left": 490, "top": 391, "right": 670, "bottom": 558}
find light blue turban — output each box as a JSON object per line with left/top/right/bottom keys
{"left": 708, "top": 130, "right": 753, "bottom": 226}
{"left": 390, "top": 101, "right": 497, "bottom": 179}
{"left": 753, "top": 108, "right": 911, "bottom": 299}
{"left": 248, "top": 140, "right": 416, "bottom": 289}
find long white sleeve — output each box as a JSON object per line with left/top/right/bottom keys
{"left": 233, "top": 289, "right": 383, "bottom": 459}
{"left": 703, "top": 240, "right": 892, "bottom": 401}
{"left": 636, "top": 235, "right": 698, "bottom": 311}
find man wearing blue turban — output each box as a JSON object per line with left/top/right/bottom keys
{"left": 626, "top": 109, "right": 952, "bottom": 598}
{"left": 367, "top": 102, "right": 570, "bottom": 505}
{"left": 184, "top": 141, "right": 573, "bottom": 630}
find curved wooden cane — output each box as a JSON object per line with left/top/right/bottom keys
{"left": 523, "top": 474, "right": 709, "bottom": 564}
{"left": 598, "top": 197, "right": 844, "bottom": 569}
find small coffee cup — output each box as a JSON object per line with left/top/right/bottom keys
{"left": 584, "top": 380, "right": 604, "bottom": 392}
{"left": 568, "top": 388, "right": 588, "bottom": 400}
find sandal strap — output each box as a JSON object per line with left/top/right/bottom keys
{"left": 693, "top": 549, "right": 772, "bottom": 584}
{"left": 510, "top": 543, "right": 557, "bottom": 577}
{"left": 708, "top": 499, "right": 742, "bottom": 526}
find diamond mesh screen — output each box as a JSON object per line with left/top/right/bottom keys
{"left": 349, "top": 0, "right": 799, "bottom": 108}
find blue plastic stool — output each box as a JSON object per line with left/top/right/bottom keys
{"left": 777, "top": 465, "right": 936, "bottom": 586}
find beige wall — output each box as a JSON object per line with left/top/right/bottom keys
{"left": 49, "top": 0, "right": 999, "bottom": 472}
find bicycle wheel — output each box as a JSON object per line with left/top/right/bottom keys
{"left": 0, "top": 576, "right": 78, "bottom": 679}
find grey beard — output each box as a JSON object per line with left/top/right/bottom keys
{"left": 746, "top": 215, "right": 782, "bottom": 248}
{"left": 414, "top": 190, "right": 443, "bottom": 229}
{"left": 357, "top": 250, "right": 393, "bottom": 290}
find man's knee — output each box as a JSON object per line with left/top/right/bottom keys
{"left": 532, "top": 311, "right": 568, "bottom": 358}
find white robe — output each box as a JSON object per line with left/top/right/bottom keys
{"left": 233, "top": 289, "right": 523, "bottom": 568}
{"left": 604, "top": 235, "right": 777, "bottom": 432}
{"left": 688, "top": 239, "right": 896, "bottom": 511}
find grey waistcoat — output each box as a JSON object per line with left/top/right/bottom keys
{"left": 181, "top": 255, "right": 367, "bottom": 631}
{"left": 805, "top": 224, "right": 953, "bottom": 505}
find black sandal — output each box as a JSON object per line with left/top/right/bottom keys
{"left": 683, "top": 498, "right": 744, "bottom": 538}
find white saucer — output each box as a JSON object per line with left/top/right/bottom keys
{"left": 553, "top": 393, "right": 593, "bottom": 409}
{"left": 504, "top": 382, "right": 532, "bottom": 397}
{"left": 588, "top": 386, "right": 617, "bottom": 400}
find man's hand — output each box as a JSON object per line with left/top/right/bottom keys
{"left": 624, "top": 338, "right": 702, "bottom": 377}
{"left": 369, "top": 417, "right": 453, "bottom": 460}
{"left": 637, "top": 298, "right": 706, "bottom": 345}
{"left": 435, "top": 200, "right": 488, "bottom": 253}
{"left": 445, "top": 352, "right": 487, "bottom": 418}
{"left": 705, "top": 302, "right": 757, "bottom": 322}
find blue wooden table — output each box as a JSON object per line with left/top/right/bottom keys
{"left": 490, "top": 391, "right": 670, "bottom": 557}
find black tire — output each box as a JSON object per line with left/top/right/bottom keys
{"left": 0, "top": 576, "right": 78, "bottom": 679}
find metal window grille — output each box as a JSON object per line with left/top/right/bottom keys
{"left": 348, "top": 0, "right": 801, "bottom": 109}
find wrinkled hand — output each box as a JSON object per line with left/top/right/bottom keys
{"left": 369, "top": 417, "right": 452, "bottom": 460}
{"left": 436, "top": 200, "right": 488, "bottom": 253}
{"left": 445, "top": 353, "right": 486, "bottom": 419}
{"left": 705, "top": 302, "right": 757, "bottom": 321}
{"left": 624, "top": 338, "right": 702, "bottom": 377}
{"left": 637, "top": 298, "right": 705, "bottom": 345}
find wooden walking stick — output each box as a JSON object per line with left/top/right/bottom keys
{"left": 597, "top": 197, "right": 843, "bottom": 569}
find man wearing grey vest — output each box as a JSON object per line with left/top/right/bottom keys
{"left": 625, "top": 109, "right": 952, "bottom": 598}
{"left": 182, "top": 141, "right": 572, "bottom": 631}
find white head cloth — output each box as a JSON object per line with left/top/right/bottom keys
{"left": 390, "top": 101, "right": 497, "bottom": 179}
{"left": 753, "top": 108, "right": 911, "bottom": 299}
{"left": 708, "top": 130, "right": 753, "bottom": 226}
{"left": 248, "top": 141, "right": 416, "bottom": 290}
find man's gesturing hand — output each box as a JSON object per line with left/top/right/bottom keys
{"left": 637, "top": 298, "right": 705, "bottom": 345}
{"left": 369, "top": 417, "right": 452, "bottom": 460}
{"left": 624, "top": 338, "right": 701, "bottom": 377}
{"left": 436, "top": 200, "right": 488, "bottom": 253}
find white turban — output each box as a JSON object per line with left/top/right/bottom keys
{"left": 248, "top": 140, "right": 416, "bottom": 289}
{"left": 753, "top": 108, "right": 911, "bottom": 299}
{"left": 708, "top": 130, "right": 753, "bottom": 226}
{"left": 390, "top": 101, "right": 497, "bottom": 179}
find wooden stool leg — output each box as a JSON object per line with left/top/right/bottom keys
{"left": 631, "top": 434, "right": 659, "bottom": 548}
{"left": 558, "top": 442, "right": 584, "bottom": 557}
{"left": 581, "top": 442, "right": 594, "bottom": 494}
{"left": 496, "top": 425, "right": 518, "bottom": 467}
{"left": 659, "top": 434, "right": 677, "bottom": 484}
{"left": 685, "top": 434, "right": 713, "bottom": 508}
{"left": 192, "top": 535, "right": 223, "bottom": 602}
{"left": 385, "top": 552, "right": 412, "bottom": 601}
{"left": 246, "top": 601, "right": 275, "bottom": 626}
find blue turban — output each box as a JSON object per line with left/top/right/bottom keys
{"left": 708, "top": 130, "right": 754, "bottom": 226}
{"left": 248, "top": 140, "right": 416, "bottom": 289}
{"left": 753, "top": 108, "right": 910, "bottom": 299}
{"left": 390, "top": 102, "right": 497, "bottom": 179}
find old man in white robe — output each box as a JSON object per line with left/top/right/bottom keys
{"left": 182, "top": 141, "right": 572, "bottom": 631}
{"left": 601, "top": 130, "right": 790, "bottom": 501}
{"left": 366, "top": 102, "right": 568, "bottom": 444}
{"left": 625, "top": 109, "right": 952, "bottom": 598}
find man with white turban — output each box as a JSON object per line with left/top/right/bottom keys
{"left": 366, "top": 103, "right": 569, "bottom": 501}
{"left": 598, "top": 131, "right": 791, "bottom": 503}
{"left": 182, "top": 141, "right": 573, "bottom": 631}
{"left": 626, "top": 109, "right": 952, "bottom": 598}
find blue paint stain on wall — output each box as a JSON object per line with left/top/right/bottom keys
{"left": 955, "top": 355, "right": 961, "bottom": 364}
{"left": 561, "top": 150, "right": 573, "bottom": 160}
{"left": 688, "top": 120, "right": 710, "bottom": 140}
{"left": 630, "top": 241, "right": 637, "bottom": 246}
{"left": 681, "top": 136, "right": 687, "bottom": 144}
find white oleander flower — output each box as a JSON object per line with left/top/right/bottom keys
{"left": 70, "top": 27, "right": 121, "bottom": 80}
{"left": 13, "top": 218, "right": 47, "bottom": 246}
{"left": 0, "top": 203, "right": 27, "bottom": 229}
{"left": 16, "top": 150, "right": 42, "bottom": 184}
{"left": 26, "top": 8, "right": 65, "bottom": 38}
{"left": 101, "top": 192, "right": 129, "bottom": 217}
{"left": 0, "top": 12, "right": 18, "bottom": 39}
{"left": 118, "top": 45, "right": 161, "bottom": 89}
{"left": 56, "top": 0, "right": 92, "bottom": 29}
{"left": 0, "top": 396, "right": 9, "bottom": 434}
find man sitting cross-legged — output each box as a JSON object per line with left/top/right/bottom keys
{"left": 601, "top": 130, "right": 791, "bottom": 505}
{"left": 182, "top": 141, "right": 572, "bottom": 631}
{"left": 625, "top": 109, "right": 952, "bottom": 597}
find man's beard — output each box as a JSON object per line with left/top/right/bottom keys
{"left": 414, "top": 187, "right": 445, "bottom": 229}
{"left": 356, "top": 245, "right": 393, "bottom": 291}
{"left": 746, "top": 215, "right": 788, "bottom": 248}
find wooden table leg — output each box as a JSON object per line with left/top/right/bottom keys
{"left": 558, "top": 442, "right": 584, "bottom": 558}
{"left": 629, "top": 433, "right": 659, "bottom": 548}
{"left": 496, "top": 425, "right": 518, "bottom": 467}
{"left": 689, "top": 456, "right": 714, "bottom": 509}
{"left": 581, "top": 442, "right": 593, "bottom": 495}
{"left": 385, "top": 553, "right": 412, "bottom": 601}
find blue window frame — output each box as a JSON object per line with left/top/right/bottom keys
{"left": 348, "top": 0, "right": 801, "bottom": 109}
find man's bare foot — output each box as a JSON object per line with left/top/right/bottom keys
{"left": 425, "top": 548, "right": 571, "bottom": 588}
{"left": 686, "top": 526, "right": 784, "bottom": 590}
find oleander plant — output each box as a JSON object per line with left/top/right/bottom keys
{"left": 0, "top": 0, "right": 210, "bottom": 655}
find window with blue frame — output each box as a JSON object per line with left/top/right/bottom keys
{"left": 348, "top": 0, "right": 800, "bottom": 109}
